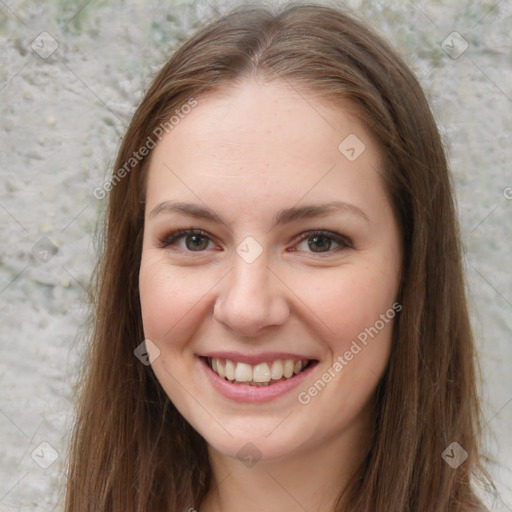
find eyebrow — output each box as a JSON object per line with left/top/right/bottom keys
{"left": 149, "top": 200, "right": 369, "bottom": 227}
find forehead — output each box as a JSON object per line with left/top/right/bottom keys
{"left": 144, "top": 79, "right": 386, "bottom": 220}
{"left": 154, "top": 80, "right": 373, "bottom": 155}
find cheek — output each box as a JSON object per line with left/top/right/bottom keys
{"left": 292, "top": 267, "right": 397, "bottom": 413}
{"left": 291, "top": 263, "right": 399, "bottom": 342}
{"left": 138, "top": 256, "right": 213, "bottom": 345}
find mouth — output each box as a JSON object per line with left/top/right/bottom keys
{"left": 202, "top": 356, "right": 317, "bottom": 387}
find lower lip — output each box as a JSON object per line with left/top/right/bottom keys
{"left": 199, "top": 357, "right": 317, "bottom": 403}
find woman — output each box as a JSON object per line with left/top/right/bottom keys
{"left": 65, "top": 2, "right": 494, "bottom": 510}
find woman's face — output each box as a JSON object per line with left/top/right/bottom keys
{"left": 139, "top": 80, "right": 402, "bottom": 463}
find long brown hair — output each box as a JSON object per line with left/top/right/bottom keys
{"left": 65, "top": 2, "right": 495, "bottom": 511}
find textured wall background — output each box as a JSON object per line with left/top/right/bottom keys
{"left": 0, "top": 0, "right": 511, "bottom": 510}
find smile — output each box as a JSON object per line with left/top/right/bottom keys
{"left": 206, "top": 357, "right": 313, "bottom": 386}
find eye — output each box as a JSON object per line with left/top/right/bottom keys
{"left": 291, "top": 230, "right": 352, "bottom": 254}
{"left": 158, "top": 229, "right": 217, "bottom": 252}
{"left": 157, "top": 228, "right": 352, "bottom": 255}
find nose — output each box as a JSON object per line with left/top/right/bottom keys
{"left": 213, "top": 250, "right": 290, "bottom": 337}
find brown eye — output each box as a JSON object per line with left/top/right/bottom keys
{"left": 308, "top": 234, "right": 334, "bottom": 252}
{"left": 159, "top": 229, "right": 215, "bottom": 252}
{"left": 183, "top": 233, "right": 210, "bottom": 251}
{"left": 293, "top": 230, "right": 352, "bottom": 255}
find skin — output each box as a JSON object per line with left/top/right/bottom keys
{"left": 139, "top": 79, "right": 402, "bottom": 512}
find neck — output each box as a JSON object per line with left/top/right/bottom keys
{"left": 199, "top": 401, "right": 374, "bottom": 512}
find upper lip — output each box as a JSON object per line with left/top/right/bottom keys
{"left": 199, "top": 351, "right": 318, "bottom": 365}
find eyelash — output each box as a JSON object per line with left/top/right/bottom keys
{"left": 157, "top": 228, "right": 352, "bottom": 256}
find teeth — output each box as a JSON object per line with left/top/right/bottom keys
{"left": 208, "top": 357, "right": 310, "bottom": 385}
{"left": 270, "top": 360, "right": 283, "bottom": 380}
{"left": 283, "top": 360, "right": 294, "bottom": 378}
{"left": 253, "top": 363, "right": 271, "bottom": 382}
{"left": 217, "top": 359, "right": 225, "bottom": 378}
{"left": 234, "top": 362, "right": 252, "bottom": 382}
{"left": 225, "top": 360, "right": 236, "bottom": 381}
